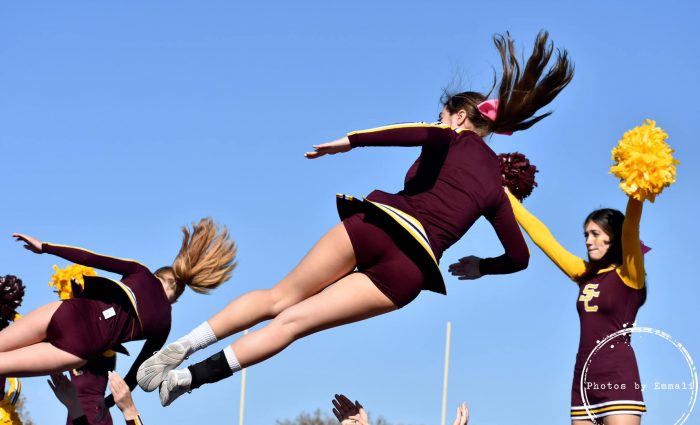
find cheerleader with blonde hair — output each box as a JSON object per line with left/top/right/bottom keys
{"left": 4, "top": 218, "right": 236, "bottom": 409}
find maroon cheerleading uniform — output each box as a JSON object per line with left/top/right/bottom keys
{"left": 338, "top": 123, "right": 529, "bottom": 307}
{"left": 66, "top": 355, "right": 117, "bottom": 425}
{"left": 42, "top": 243, "right": 171, "bottom": 402}
{"left": 507, "top": 193, "right": 646, "bottom": 420}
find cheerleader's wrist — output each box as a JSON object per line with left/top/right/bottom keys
{"left": 122, "top": 407, "right": 139, "bottom": 420}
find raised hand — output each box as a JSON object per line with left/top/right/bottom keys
{"left": 12, "top": 233, "right": 43, "bottom": 254}
{"left": 304, "top": 137, "right": 352, "bottom": 159}
{"left": 47, "top": 373, "right": 84, "bottom": 420}
{"left": 448, "top": 255, "right": 483, "bottom": 280}
{"left": 452, "top": 402, "right": 469, "bottom": 425}
{"left": 332, "top": 394, "right": 369, "bottom": 425}
{"left": 109, "top": 371, "right": 139, "bottom": 421}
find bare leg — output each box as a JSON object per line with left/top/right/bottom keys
{"left": 139, "top": 222, "right": 358, "bottom": 392}
{"left": 0, "top": 301, "right": 62, "bottom": 352}
{"left": 604, "top": 415, "right": 641, "bottom": 425}
{"left": 208, "top": 222, "right": 357, "bottom": 339}
{"left": 231, "top": 272, "right": 397, "bottom": 367}
{"left": 0, "top": 342, "right": 86, "bottom": 377}
{"left": 159, "top": 272, "right": 397, "bottom": 405}
{"left": 573, "top": 413, "right": 642, "bottom": 424}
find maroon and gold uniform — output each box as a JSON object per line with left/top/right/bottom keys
{"left": 337, "top": 123, "right": 529, "bottom": 307}
{"left": 41, "top": 243, "right": 171, "bottom": 406}
{"left": 507, "top": 192, "right": 646, "bottom": 420}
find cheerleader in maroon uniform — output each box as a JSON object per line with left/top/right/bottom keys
{"left": 67, "top": 355, "right": 117, "bottom": 425}
{"left": 454, "top": 118, "right": 675, "bottom": 424}
{"left": 138, "top": 31, "right": 574, "bottom": 406}
{"left": 499, "top": 193, "right": 648, "bottom": 424}
{"left": 2, "top": 219, "right": 235, "bottom": 405}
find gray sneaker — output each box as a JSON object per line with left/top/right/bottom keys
{"left": 136, "top": 340, "right": 191, "bottom": 392}
{"left": 160, "top": 368, "right": 192, "bottom": 407}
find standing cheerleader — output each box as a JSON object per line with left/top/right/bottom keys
{"left": 457, "top": 121, "right": 676, "bottom": 424}
{"left": 138, "top": 31, "right": 574, "bottom": 406}
{"left": 3, "top": 218, "right": 236, "bottom": 405}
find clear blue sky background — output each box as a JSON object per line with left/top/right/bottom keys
{"left": 1, "top": 1, "right": 699, "bottom": 424}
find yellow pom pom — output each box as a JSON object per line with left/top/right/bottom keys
{"left": 48, "top": 264, "right": 98, "bottom": 300}
{"left": 610, "top": 119, "right": 679, "bottom": 202}
{"left": 0, "top": 399, "right": 22, "bottom": 425}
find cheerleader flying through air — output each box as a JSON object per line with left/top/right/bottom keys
{"left": 3, "top": 218, "right": 236, "bottom": 409}
{"left": 137, "top": 31, "right": 575, "bottom": 406}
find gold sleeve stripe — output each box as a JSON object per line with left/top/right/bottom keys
{"left": 348, "top": 122, "right": 451, "bottom": 136}
{"left": 44, "top": 243, "right": 148, "bottom": 269}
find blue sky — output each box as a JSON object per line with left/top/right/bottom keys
{"left": 1, "top": 1, "right": 699, "bottom": 423}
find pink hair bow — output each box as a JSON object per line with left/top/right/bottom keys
{"left": 477, "top": 99, "right": 512, "bottom": 136}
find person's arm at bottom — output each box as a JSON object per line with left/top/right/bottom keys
{"left": 109, "top": 371, "right": 142, "bottom": 423}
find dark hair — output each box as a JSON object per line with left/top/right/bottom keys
{"left": 442, "top": 31, "right": 574, "bottom": 135}
{"left": 585, "top": 208, "right": 624, "bottom": 266}
{"left": 580, "top": 208, "right": 647, "bottom": 306}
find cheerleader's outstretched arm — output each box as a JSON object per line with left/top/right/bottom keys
{"left": 617, "top": 197, "right": 645, "bottom": 290}
{"left": 13, "top": 233, "right": 144, "bottom": 276}
{"left": 505, "top": 191, "right": 587, "bottom": 281}
{"left": 305, "top": 123, "right": 455, "bottom": 159}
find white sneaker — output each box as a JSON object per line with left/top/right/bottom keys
{"left": 160, "top": 368, "right": 192, "bottom": 407}
{"left": 137, "top": 340, "right": 191, "bottom": 392}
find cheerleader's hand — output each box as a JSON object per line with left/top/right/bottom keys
{"left": 452, "top": 402, "right": 469, "bottom": 425}
{"left": 12, "top": 233, "right": 43, "bottom": 254}
{"left": 305, "top": 137, "right": 352, "bottom": 159}
{"left": 109, "top": 371, "right": 139, "bottom": 421}
{"left": 48, "top": 373, "right": 84, "bottom": 420}
{"left": 448, "top": 256, "right": 483, "bottom": 280}
{"left": 332, "top": 394, "right": 370, "bottom": 425}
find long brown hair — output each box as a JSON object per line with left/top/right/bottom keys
{"left": 156, "top": 218, "right": 237, "bottom": 301}
{"left": 577, "top": 208, "right": 647, "bottom": 306}
{"left": 443, "top": 31, "right": 574, "bottom": 135}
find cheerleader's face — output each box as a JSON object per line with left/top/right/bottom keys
{"left": 584, "top": 221, "right": 611, "bottom": 261}
{"left": 440, "top": 107, "right": 475, "bottom": 132}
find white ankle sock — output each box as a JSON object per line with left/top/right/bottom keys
{"left": 181, "top": 321, "right": 217, "bottom": 354}
{"left": 223, "top": 346, "right": 242, "bottom": 373}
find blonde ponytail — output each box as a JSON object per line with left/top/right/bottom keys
{"left": 172, "top": 218, "right": 237, "bottom": 294}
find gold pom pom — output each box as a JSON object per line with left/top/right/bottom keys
{"left": 0, "top": 399, "right": 22, "bottom": 425}
{"left": 610, "top": 119, "right": 679, "bottom": 202}
{"left": 48, "top": 264, "right": 97, "bottom": 300}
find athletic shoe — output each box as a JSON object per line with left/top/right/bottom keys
{"left": 136, "top": 340, "right": 191, "bottom": 392}
{"left": 159, "top": 368, "right": 192, "bottom": 407}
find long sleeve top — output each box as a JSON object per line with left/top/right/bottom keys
{"left": 42, "top": 243, "right": 171, "bottom": 403}
{"left": 505, "top": 192, "right": 645, "bottom": 289}
{"left": 506, "top": 193, "right": 646, "bottom": 358}
{"left": 348, "top": 123, "right": 529, "bottom": 275}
